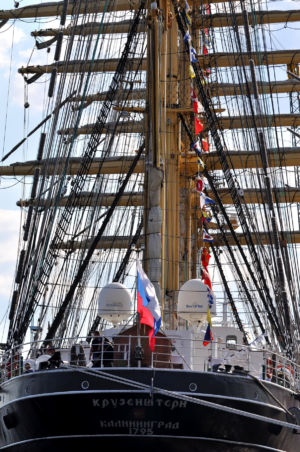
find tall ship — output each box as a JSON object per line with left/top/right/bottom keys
{"left": 0, "top": 0, "right": 300, "bottom": 450}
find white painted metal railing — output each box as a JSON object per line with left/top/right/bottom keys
{"left": 0, "top": 335, "right": 299, "bottom": 391}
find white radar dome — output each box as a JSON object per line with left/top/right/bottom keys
{"left": 98, "top": 282, "right": 133, "bottom": 325}
{"left": 177, "top": 279, "right": 216, "bottom": 324}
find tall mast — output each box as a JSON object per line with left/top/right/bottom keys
{"left": 145, "top": 1, "right": 181, "bottom": 328}
{"left": 144, "top": 2, "right": 163, "bottom": 309}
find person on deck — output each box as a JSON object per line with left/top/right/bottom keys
{"left": 24, "top": 362, "right": 33, "bottom": 373}
{"left": 89, "top": 331, "right": 113, "bottom": 367}
{"left": 70, "top": 343, "right": 87, "bottom": 367}
{"left": 90, "top": 331, "right": 102, "bottom": 367}
{"left": 47, "top": 346, "right": 62, "bottom": 369}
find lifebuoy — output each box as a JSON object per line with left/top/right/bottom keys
{"left": 266, "top": 358, "right": 273, "bottom": 379}
{"left": 2, "top": 358, "right": 17, "bottom": 379}
{"left": 277, "top": 364, "right": 294, "bottom": 376}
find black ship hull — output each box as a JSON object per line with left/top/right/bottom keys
{"left": 1, "top": 436, "right": 297, "bottom": 452}
{"left": 0, "top": 368, "right": 299, "bottom": 451}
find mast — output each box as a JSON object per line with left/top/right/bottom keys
{"left": 144, "top": 1, "right": 180, "bottom": 329}
{"left": 161, "top": 0, "right": 181, "bottom": 328}
{"left": 144, "top": 2, "right": 163, "bottom": 310}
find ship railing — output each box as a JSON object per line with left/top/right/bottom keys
{"left": 261, "top": 350, "right": 300, "bottom": 391}
{"left": 1, "top": 336, "right": 299, "bottom": 392}
{"left": 0, "top": 333, "right": 190, "bottom": 381}
{"left": 0, "top": 337, "right": 252, "bottom": 380}
{"left": 0, "top": 334, "right": 178, "bottom": 382}
{"left": 201, "top": 343, "right": 250, "bottom": 374}
{"left": 200, "top": 342, "right": 300, "bottom": 392}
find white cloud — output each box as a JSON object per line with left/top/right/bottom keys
{"left": 0, "top": 209, "right": 20, "bottom": 264}
{"left": 0, "top": 25, "right": 26, "bottom": 70}
{"left": 0, "top": 273, "right": 14, "bottom": 298}
{"left": 0, "top": 210, "right": 20, "bottom": 306}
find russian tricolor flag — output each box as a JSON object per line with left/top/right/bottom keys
{"left": 137, "top": 260, "right": 161, "bottom": 351}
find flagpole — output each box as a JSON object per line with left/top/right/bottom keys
{"left": 135, "top": 249, "right": 141, "bottom": 368}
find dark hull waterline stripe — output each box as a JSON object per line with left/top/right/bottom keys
{"left": 0, "top": 389, "right": 286, "bottom": 414}
{"left": 0, "top": 433, "right": 286, "bottom": 452}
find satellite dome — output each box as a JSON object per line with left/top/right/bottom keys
{"left": 98, "top": 282, "right": 133, "bottom": 325}
{"left": 177, "top": 279, "right": 216, "bottom": 324}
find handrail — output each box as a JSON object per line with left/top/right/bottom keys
{"left": 0, "top": 335, "right": 299, "bottom": 392}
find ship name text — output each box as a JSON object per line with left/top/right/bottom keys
{"left": 92, "top": 398, "right": 187, "bottom": 410}
{"left": 99, "top": 419, "right": 180, "bottom": 435}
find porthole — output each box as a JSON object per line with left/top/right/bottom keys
{"left": 189, "top": 382, "right": 197, "bottom": 392}
{"left": 81, "top": 380, "right": 90, "bottom": 390}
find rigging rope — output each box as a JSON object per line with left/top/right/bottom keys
{"left": 10, "top": 0, "right": 147, "bottom": 347}
{"left": 174, "top": 0, "right": 291, "bottom": 350}
{"left": 43, "top": 141, "right": 145, "bottom": 344}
